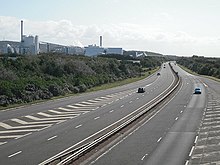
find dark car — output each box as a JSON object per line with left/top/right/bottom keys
{"left": 157, "top": 72, "right": 161, "bottom": 76}
{"left": 194, "top": 87, "right": 202, "bottom": 94}
{"left": 138, "top": 87, "right": 145, "bottom": 93}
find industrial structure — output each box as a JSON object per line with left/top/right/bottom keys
{"left": 0, "top": 21, "right": 123, "bottom": 56}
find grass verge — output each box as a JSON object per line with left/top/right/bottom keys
{"left": 179, "top": 65, "right": 220, "bottom": 83}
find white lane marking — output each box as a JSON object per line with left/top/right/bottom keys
{"left": 115, "top": 99, "right": 119, "bottom": 101}
{"left": 142, "top": 94, "right": 145, "bottom": 96}
{"left": 47, "top": 135, "right": 57, "bottom": 141}
{"left": 75, "top": 124, "right": 82, "bottom": 129}
{"left": 175, "top": 117, "right": 178, "bottom": 120}
{"left": 129, "top": 101, "right": 133, "bottom": 103}
{"left": 109, "top": 110, "right": 114, "bottom": 113}
{"left": 203, "top": 82, "right": 208, "bottom": 87}
{"left": 101, "top": 104, "right": 107, "bottom": 107}
{"left": 0, "top": 142, "right": 7, "bottom": 146}
{"left": 137, "top": 98, "right": 139, "bottom": 100}
{"left": 15, "top": 133, "right": 32, "bottom": 139}
{"left": 41, "top": 76, "right": 177, "bottom": 165}
{"left": 157, "top": 137, "right": 162, "bottom": 142}
{"left": 0, "top": 135, "right": 24, "bottom": 139}
{"left": 94, "top": 117, "right": 100, "bottom": 120}
{"left": 189, "top": 146, "right": 195, "bottom": 157}
{"left": 11, "top": 118, "right": 65, "bottom": 125}
{"left": 0, "top": 122, "right": 51, "bottom": 129}
{"left": 185, "top": 160, "right": 189, "bottom": 165}
{"left": 25, "top": 115, "right": 74, "bottom": 121}
{"left": 121, "top": 105, "right": 124, "bottom": 108}
{"left": 8, "top": 151, "right": 22, "bottom": 158}
{"left": 194, "top": 136, "right": 198, "bottom": 143}
{"left": 141, "top": 153, "right": 148, "bottom": 160}
{"left": 0, "top": 129, "right": 41, "bottom": 134}
{"left": 180, "top": 111, "right": 183, "bottom": 113}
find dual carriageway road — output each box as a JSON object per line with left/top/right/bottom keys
{"left": 0, "top": 62, "right": 219, "bottom": 165}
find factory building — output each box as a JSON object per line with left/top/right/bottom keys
{"left": 85, "top": 45, "right": 105, "bottom": 56}
{"left": 106, "top": 48, "right": 123, "bottom": 55}
{"left": 20, "top": 35, "right": 39, "bottom": 55}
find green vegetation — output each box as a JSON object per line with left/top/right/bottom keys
{"left": 177, "top": 55, "right": 220, "bottom": 79}
{"left": 0, "top": 54, "right": 163, "bottom": 107}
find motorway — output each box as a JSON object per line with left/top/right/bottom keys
{"left": 1, "top": 63, "right": 219, "bottom": 165}
{"left": 0, "top": 63, "right": 175, "bottom": 165}
{"left": 84, "top": 64, "right": 209, "bottom": 165}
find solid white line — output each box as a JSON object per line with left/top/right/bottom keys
{"left": 94, "top": 117, "right": 100, "bottom": 120}
{"left": 157, "top": 137, "right": 162, "bottom": 142}
{"left": 8, "top": 151, "right": 22, "bottom": 158}
{"left": 175, "top": 117, "right": 179, "bottom": 120}
{"left": 189, "top": 146, "right": 195, "bottom": 157}
{"left": 47, "top": 135, "right": 57, "bottom": 141}
{"left": 75, "top": 124, "right": 82, "bottom": 129}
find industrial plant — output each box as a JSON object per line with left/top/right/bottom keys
{"left": 0, "top": 20, "right": 123, "bottom": 56}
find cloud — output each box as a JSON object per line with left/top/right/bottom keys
{"left": 0, "top": 16, "right": 220, "bottom": 56}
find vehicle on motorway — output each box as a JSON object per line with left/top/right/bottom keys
{"left": 157, "top": 72, "right": 161, "bottom": 76}
{"left": 194, "top": 87, "right": 202, "bottom": 94}
{"left": 138, "top": 87, "right": 145, "bottom": 93}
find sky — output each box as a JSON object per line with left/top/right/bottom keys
{"left": 0, "top": 0, "right": 220, "bottom": 57}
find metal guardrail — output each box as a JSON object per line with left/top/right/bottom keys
{"left": 40, "top": 62, "right": 180, "bottom": 165}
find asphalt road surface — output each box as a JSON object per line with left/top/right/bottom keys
{"left": 87, "top": 64, "right": 209, "bottom": 165}
{"left": 0, "top": 63, "right": 175, "bottom": 165}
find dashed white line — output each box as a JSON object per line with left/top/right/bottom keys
{"left": 185, "top": 160, "right": 189, "bottom": 165}
{"left": 75, "top": 124, "right": 82, "bottom": 129}
{"left": 180, "top": 111, "right": 183, "bottom": 113}
{"left": 189, "top": 146, "right": 195, "bottom": 157}
{"left": 141, "top": 153, "right": 148, "bottom": 160}
{"left": 137, "top": 98, "right": 139, "bottom": 100}
{"left": 109, "top": 110, "right": 114, "bottom": 113}
{"left": 94, "top": 116, "right": 100, "bottom": 120}
{"left": 157, "top": 137, "right": 162, "bottom": 142}
{"left": 8, "top": 151, "right": 22, "bottom": 158}
{"left": 194, "top": 136, "right": 198, "bottom": 143}
{"left": 121, "top": 105, "right": 124, "bottom": 108}
{"left": 175, "top": 117, "right": 179, "bottom": 120}
{"left": 129, "top": 101, "right": 133, "bottom": 103}
{"left": 47, "top": 135, "right": 57, "bottom": 141}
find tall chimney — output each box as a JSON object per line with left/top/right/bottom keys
{"left": 21, "top": 20, "right": 24, "bottom": 42}
{"left": 100, "top": 36, "right": 103, "bottom": 47}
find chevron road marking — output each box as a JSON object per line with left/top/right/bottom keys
{"left": 37, "top": 112, "right": 78, "bottom": 118}
{"left": 25, "top": 115, "right": 74, "bottom": 121}
{"left": 11, "top": 118, "right": 65, "bottom": 125}
{"left": 65, "top": 106, "right": 93, "bottom": 111}
{"left": 48, "top": 110, "right": 82, "bottom": 115}
{"left": 0, "top": 129, "right": 42, "bottom": 133}
{"left": 0, "top": 122, "right": 52, "bottom": 129}
{"left": 0, "top": 135, "right": 24, "bottom": 139}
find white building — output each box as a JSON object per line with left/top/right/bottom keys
{"left": 85, "top": 45, "right": 105, "bottom": 56}
{"left": 20, "top": 35, "right": 39, "bottom": 55}
{"left": 106, "top": 48, "right": 123, "bottom": 55}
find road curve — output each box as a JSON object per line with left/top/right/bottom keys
{"left": 0, "top": 63, "right": 175, "bottom": 165}
{"left": 86, "top": 64, "right": 207, "bottom": 165}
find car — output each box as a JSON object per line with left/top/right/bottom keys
{"left": 157, "top": 72, "right": 161, "bottom": 76}
{"left": 194, "top": 87, "right": 202, "bottom": 94}
{"left": 138, "top": 87, "right": 145, "bottom": 93}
